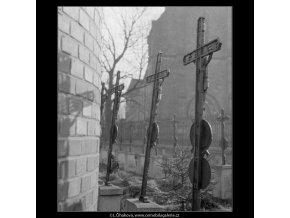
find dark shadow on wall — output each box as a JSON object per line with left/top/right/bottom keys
{"left": 58, "top": 51, "right": 95, "bottom": 135}
{"left": 58, "top": 51, "right": 95, "bottom": 212}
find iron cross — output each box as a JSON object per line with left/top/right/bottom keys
{"left": 216, "top": 108, "right": 230, "bottom": 165}
{"left": 183, "top": 17, "right": 222, "bottom": 211}
{"left": 105, "top": 71, "right": 124, "bottom": 186}
{"left": 100, "top": 82, "right": 107, "bottom": 148}
{"left": 139, "top": 51, "right": 170, "bottom": 203}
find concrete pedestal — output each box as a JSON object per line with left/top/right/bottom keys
{"left": 123, "top": 198, "right": 164, "bottom": 212}
{"left": 213, "top": 165, "right": 232, "bottom": 199}
{"left": 98, "top": 185, "right": 123, "bottom": 211}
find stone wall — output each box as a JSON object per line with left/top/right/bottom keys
{"left": 57, "top": 7, "right": 103, "bottom": 212}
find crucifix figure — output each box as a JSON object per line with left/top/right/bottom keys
{"left": 139, "top": 51, "right": 170, "bottom": 203}
{"left": 183, "top": 17, "right": 222, "bottom": 211}
{"left": 216, "top": 108, "right": 230, "bottom": 165}
{"left": 105, "top": 71, "right": 124, "bottom": 186}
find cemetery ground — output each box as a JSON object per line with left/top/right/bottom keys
{"left": 98, "top": 162, "right": 232, "bottom": 212}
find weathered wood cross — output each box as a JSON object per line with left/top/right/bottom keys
{"left": 100, "top": 82, "right": 107, "bottom": 148}
{"left": 105, "top": 71, "right": 125, "bottom": 186}
{"left": 216, "top": 108, "right": 230, "bottom": 165}
{"left": 139, "top": 51, "right": 170, "bottom": 203}
{"left": 183, "top": 17, "right": 222, "bottom": 211}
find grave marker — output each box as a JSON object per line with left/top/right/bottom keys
{"left": 105, "top": 71, "right": 124, "bottom": 186}
{"left": 216, "top": 108, "right": 230, "bottom": 165}
{"left": 183, "top": 17, "right": 222, "bottom": 211}
{"left": 139, "top": 51, "right": 170, "bottom": 203}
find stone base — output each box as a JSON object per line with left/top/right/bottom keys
{"left": 98, "top": 184, "right": 123, "bottom": 212}
{"left": 123, "top": 198, "right": 164, "bottom": 212}
{"left": 213, "top": 165, "right": 232, "bottom": 199}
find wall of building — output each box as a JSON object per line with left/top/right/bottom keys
{"left": 57, "top": 7, "right": 103, "bottom": 212}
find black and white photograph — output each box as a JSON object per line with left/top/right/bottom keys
{"left": 57, "top": 6, "right": 232, "bottom": 212}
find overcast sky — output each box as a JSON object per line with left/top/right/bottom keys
{"left": 101, "top": 7, "right": 165, "bottom": 118}
{"left": 101, "top": 7, "right": 165, "bottom": 88}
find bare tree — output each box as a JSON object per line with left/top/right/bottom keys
{"left": 100, "top": 7, "right": 151, "bottom": 132}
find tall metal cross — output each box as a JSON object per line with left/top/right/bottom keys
{"left": 183, "top": 17, "right": 222, "bottom": 211}
{"left": 100, "top": 82, "right": 108, "bottom": 148}
{"left": 139, "top": 51, "right": 170, "bottom": 202}
{"left": 105, "top": 71, "right": 125, "bottom": 186}
{"left": 216, "top": 108, "right": 230, "bottom": 165}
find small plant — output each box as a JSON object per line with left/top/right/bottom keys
{"left": 156, "top": 146, "right": 192, "bottom": 210}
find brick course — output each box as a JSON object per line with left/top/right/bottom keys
{"left": 58, "top": 13, "right": 70, "bottom": 34}
{"left": 79, "top": 9, "right": 90, "bottom": 31}
{"left": 71, "top": 59, "right": 84, "bottom": 79}
{"left": 68, "top": 178, "right": 81, "bottom": 197}
{"left": 58, "top": 73, "right": 76, "bottom": 95}
{"left": 85, "top": 32, "right": 94, "bottom": 51}
{"left": 81, "top": 175, "right": 91, "bottom": 193}
{"left": 76, "top": 158, "right": 87, "bottom": 176}
{"left": 62, "top": 36, "right": 78, "bottom": 57}
{"left": 86, "top": 7, "right": 95, "bottom": 20}
{"left": 79, "top": 46, "right": 90, "bottom": 64}
{"left": 63, "top": 7, "right": 79, "bottom": 21}
{"left": 70, "top": 21, "right": 84, "bottom": 43}
{"left": 84, "top": 66, "right": 93, "bottom": 83}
